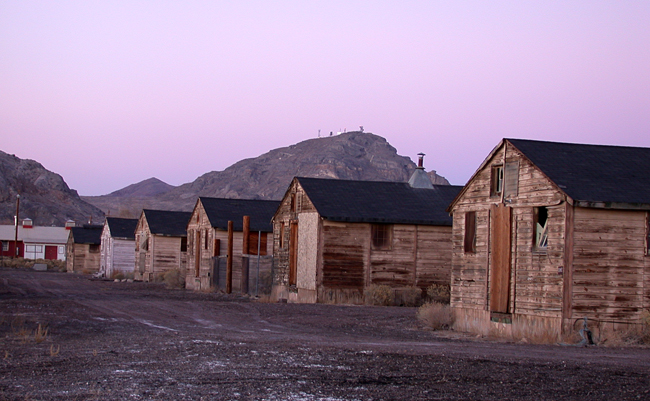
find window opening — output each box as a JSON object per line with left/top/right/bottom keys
{"left": 491, "top": 165, "right": 504, "bottom": 197}
{"left": 534, "top": 207, "right": 549, "bottom": 249}
{"left": 89, "top": 244, "right": 100, "bottom": 253}
{"left": 371, "top": 224, "right": 392, "bottom": 250}
{"left": 464, "top": 211, "right": 477, "bottom": 253}
{"left": 180, "top": 237, "right": 188, "bottom": 252}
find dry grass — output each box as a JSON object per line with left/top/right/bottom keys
{"left": 364, "top": 284, "right": 394, "bottom": 306}
{"left": 416, "top": 302, "right": 453, "bottom": 330}
{"left": 50, "top": 344, "right": 60, "bottom": 357}
{"left": 163, "top": 269, "right": 185, "bottom": 289}
{"left": 34, "top": 324, "right": 48, "bottom": 343}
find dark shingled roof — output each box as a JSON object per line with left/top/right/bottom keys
{"left": 295, "top": 177, "right": 462, "bottom": 226}
{"left": 70, "top": 225, "right": 103, "bottom": 245}
{"left": 199, "top": 198, "right": 280, "bottom": 232}
{"left": 508, "top": 139, "right": 650, "bottom": 208}
{"left": 142, "top": 210, "right": 192, "bottom": 237}
{"left": 105, "top": 217, "right": 138, "bottom": 240}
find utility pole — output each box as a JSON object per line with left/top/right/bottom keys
{"left": 13, "top": 194, "right": 20, "bottom": 259}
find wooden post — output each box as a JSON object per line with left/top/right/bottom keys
{"left": 242, "top": 216, "right": 250, "bottom": 294}
{"left": 226, "top": 220, "right": 233, "bottom": 294}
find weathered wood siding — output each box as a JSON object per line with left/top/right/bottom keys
{"left": 370, "top": 225, "right": 415, "bottom": 286}
{"left": 111, "top": 239, "right": 136, "bottom": 275}
{"left": 273, "top": 179, "right": 454, "bottom": 304}
{"left": 416, "top": 225, "right": 453, "bottom": 287}
{"left": 451, "top": 143, "right": 567, "bottom": 338}
{"left": 571, "top": 208, "right": 647, "bottom": 323}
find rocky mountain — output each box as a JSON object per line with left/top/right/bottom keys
{"left": 0, "top": 150, "right": 104, "bottom": 226}
{"left": 84, "top": 131, "right": 449, "bottom": 217}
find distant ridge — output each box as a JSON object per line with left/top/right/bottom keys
{"left": 84, "top": 131, "right": 449, "bottom": 217}
{"left": 107, "top": 177, "right": 175, "bottom": 197}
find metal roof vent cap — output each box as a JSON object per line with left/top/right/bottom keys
{"left": 408, "top": 153, "right": 434, "bottom": 189}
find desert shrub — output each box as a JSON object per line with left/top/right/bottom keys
{"left": 399, "top": 286, "right": 423, "bottom": 307}
{"left": 163, "top": 269, "right": 185, "bottom": 289}
{"left": 364, "top": 284, "right": 394, "bottom": 306}
{"left": 426, "top": 283, "right": 451, "bottom": 304}
{"left": 416, "top": 302, "right": 453, "bottom": 330}
{"left": 112, "top": 272, "right": 125, "bottom": 280}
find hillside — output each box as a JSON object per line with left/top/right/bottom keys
{"left": 0, "top": 151, "right": 104, "bottom": 226}
{"left": 85, "top": 132, "right": 449, "bottom": 217}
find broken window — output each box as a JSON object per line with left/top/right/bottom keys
{"left": 491, "top": 165, "right": 504, "bottom": 197}
{"left": 464, "top": 211, "right": 477, "bottom": 253}
{"left": 371, "top": 224, "right": 392, "bottom": 250}
{"left": 534, "top": 207, "right": 549, "bottom": 249}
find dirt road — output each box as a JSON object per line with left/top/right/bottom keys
{"left": 1, "top": 268, "right": 649, "bottom": 400}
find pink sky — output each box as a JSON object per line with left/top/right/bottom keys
{"left": 1, "top": 1, "right": 649, "bottom": 196}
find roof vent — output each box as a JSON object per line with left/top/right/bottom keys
{"left": 22, "top": 218, "right": 33, "bottom": 228}
{"left": 408, "top": 153, "right": 434, "bottom": 189}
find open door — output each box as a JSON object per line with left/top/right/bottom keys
{"left": 490, "top": 203, "right": 512, "bottom": 313}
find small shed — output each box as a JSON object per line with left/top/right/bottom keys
{"left": 134, "top": 209, "right": 191, "bottom": 282}
{"left": 66, "top": 225, "right": 104, "bottom": 274}
{"left": 185, "top": 197, "right": 280, "bottom": 293}
{"left": 448, "top": 138, "right": 650, "bottom": 341}
{"left": 272, "top": 176, "right": 462, "bottom": 304}
{"left": 99, "top": 217, "right": 138, "bottom": 279}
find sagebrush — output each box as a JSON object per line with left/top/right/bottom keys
{"left": 364, "top": 284, "right": 394, "bottom": 306}
{"left": 416, "top": 302, "right": 453, "bottom": 330}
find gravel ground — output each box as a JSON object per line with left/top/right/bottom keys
{"left": 1, "top": 268, "right": 649, "bottom": 400}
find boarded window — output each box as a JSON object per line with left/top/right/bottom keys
{"left": 490, "top": 165, "right": 503, "bottom": 197}
{"left": 279, "top": 222, "right": 285, "bottom": 249}
{"left": 503, "top": 161, "right": 519, "bottom": 199}
{"left": 180, "top": 237, "right": 188, "bottom": 252}
{"left": 464, "top": 211, "right": 477, "bottom": 253}
{"left": 290, "top": 193, "right": 297, "bottom": 212}
{"left": 371, "top": 224, "right": 392, "bottom": 250}
{"left": 213, "top": 239, "right": 220, "bottom": 257}
{"left": 534, "top": 207, "right": 549, "bottom": 249}
{"left": 646, "top": 212, "right": 649, "bottom": 256}
{"left": 248, "top": 232, "right": 268, "bottom": 255}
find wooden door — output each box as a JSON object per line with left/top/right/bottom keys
{"left": 289, "top": 221, "right": 298, "bottom": 286}
{"left": 44, "top": 246, "right": 57, "bottom": 260}
{"left": 490, "top": 204, "right": 512, "bottom": 313}
{"left": 195, "top": 230, "right": 201, "bottom": 277}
